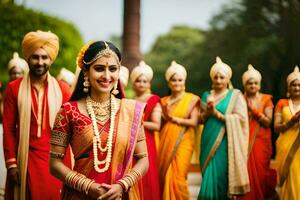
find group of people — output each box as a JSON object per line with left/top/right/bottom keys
{"left": 0, "top": 29, "right": 299, "bottom": 200}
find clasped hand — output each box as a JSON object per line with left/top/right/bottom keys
{"left": 91, "top": 183, "right": 123, "bottom": 200}
{"left": 206, "top": 102, "right": 217, "bottom": 117}
{"left": 290, "top": 110, "right": 300, "bottom": 123}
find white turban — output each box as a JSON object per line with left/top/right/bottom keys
{"left": 56, "top": 67, "right": 75, "bottom": 86}
{"left": 130, "top": 61, "right": 153, "bottom": 83}
{"left": 8, "top": 52, "right": 29, "bottom": 73}
{"left": 210, "top": 57, "right": 232, "bottom": 80}
{"left": 287, "top": 66, "right": 300, "bottom": 86}
{"left": 242, "top": 64, "right": 262, "bottom": 86}
{"left": 120, "top": 66, "right": 129, "bottom": 87}
{"left": 165, "top": 60, "right": 187, "bottom": 81}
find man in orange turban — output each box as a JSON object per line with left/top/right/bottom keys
{"left": 3, "top": 30, "right": 71, "bottom": 200}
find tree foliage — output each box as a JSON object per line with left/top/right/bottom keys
{"left": 145, "top": 26, "right": 205, "bottom": 96}
{"left": 145, "top": 0, "right": 300, "bottom": 101}
{"left": 0, "top": 2, "right": 83, "bottom": 85}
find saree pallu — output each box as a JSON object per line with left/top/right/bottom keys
{"left": 238, "top": 94, "right": 277, "bottom": 200}
{"left": 139, "top": 95, "right": 160, "bottom": 200}
{"left": 158, "top": 92, "right": 200, "bottom": 200}
{"left": 274, "top": 99, "right": 300, "bottom": 200}
{"left": 199, "top": 89, "right": 249, "bottom": 200}
{"left": 52, "top": 99, "right": 145, "bottom": 200}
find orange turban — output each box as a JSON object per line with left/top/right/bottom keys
{"left": 22, "top": 30, "right": 59, "bottom": 61}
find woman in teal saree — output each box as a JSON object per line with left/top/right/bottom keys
{"left": 198, "top": 57, "right": 250, "bottom": 200}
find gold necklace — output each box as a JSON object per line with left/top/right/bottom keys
{"left": 88, "top": 96, "right": 111, "bottom": 123}
{"left": 86, "top": 95, "right": 117, "bottom": 173}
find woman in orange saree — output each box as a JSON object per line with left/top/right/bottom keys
{"left": 49, "top": 41, "right": 149, "bottom": 200}
{"left": 131, "top": 61, "right": 161, "bottom": 200}
{"left": 158, "top": 61, "right": 200, "bottom": 200}
{"left": 274, "top": 66, "right": 300, "bottom": 200}
{"left": 238, "top": 65, "right": 277, "bottom": 200}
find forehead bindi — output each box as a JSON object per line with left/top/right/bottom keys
{"left": 93, "top": 55, "right": 119, "bottom": 66}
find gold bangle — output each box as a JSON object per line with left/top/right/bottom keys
{"left": 65, "top": 171, "right": 77, "bottom": 186}
{"left": 130, "top": 169, "right": 142, "bottom": 179}
{"left": 50, "top": 151, "right": 65, "bottom": 159}
{"left": 7, "top": 164, "right": 17, "bottom": 170}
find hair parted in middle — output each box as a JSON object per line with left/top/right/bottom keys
{"left": 71, "top": 41, "right": 124, "bottom": 101}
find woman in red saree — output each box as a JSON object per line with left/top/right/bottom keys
{"left": 131, "top": 61, "right": 161, "bottom": 200}
{"left": 49, "top": 41, "right": 149, "bottom": 200}
{"left": 238, "top": 64, "right": 277, "bottom": 199}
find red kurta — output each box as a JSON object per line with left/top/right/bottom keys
{"left": 3, "top": 76, "right": 71, "bottom": 200}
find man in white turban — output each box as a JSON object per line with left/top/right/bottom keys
{"left": 3, "top": 30, "right": 71, "bottom": 200}
{"left": 7, "top": 52, "right": 28, "bottom": 81}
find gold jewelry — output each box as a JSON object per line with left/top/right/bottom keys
{"left": 65, "top": 171, "right": 95, "bottom": 195}
{"left": 87, "top": 96, "right": 110, "bottom": 123}
{"left": 83, "top": 42, "right": 120, "bottom": 66}
{"left": 83, "top": 75, "right": 90, "bottom": 93}
{"left": 49, "top": 151, "right": 65, "bottom": 159}
{"left": 86, "top": 95, "right": 117, "bottom": 173}
{"left": 112, "top": 81, "right": 119, "bottom": 95}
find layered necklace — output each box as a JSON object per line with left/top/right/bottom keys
{"left": 86, "top": 95, "right": 117, "bottom": 173}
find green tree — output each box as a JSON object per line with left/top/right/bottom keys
{"left": 193, "top": 0, "right": 300, "bottom": 101}
{"left": 0, "top": 3, "right": 83, "bottom": 85}
{"left": 145, "top": 26, "right": 205, "bottom": 96}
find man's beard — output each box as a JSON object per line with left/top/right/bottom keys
{"left": 29, "top": 64, "right": 50, "bottom": 77}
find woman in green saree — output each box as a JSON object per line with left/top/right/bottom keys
{"left": 198, "top": 57, "right": 250, "bottom": 200}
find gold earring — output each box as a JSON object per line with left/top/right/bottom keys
{"left": 83, "top": 75, "right": 90, "bottom": 93}
{"left": 112, "top": 81, "right": 119, "bottom": 95}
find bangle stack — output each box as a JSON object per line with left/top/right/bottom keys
{"left": 65, "top": 171, "right": 95, "bottom": 195}
{"left": 116, "top": 169, "right": 142, "bottom": 192}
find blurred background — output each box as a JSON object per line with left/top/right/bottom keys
{"left": 1, "top": 0, "right": 299, "bottom": 101}
{"left": 1, "top": 0, "right": 300, "bottom": 198}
